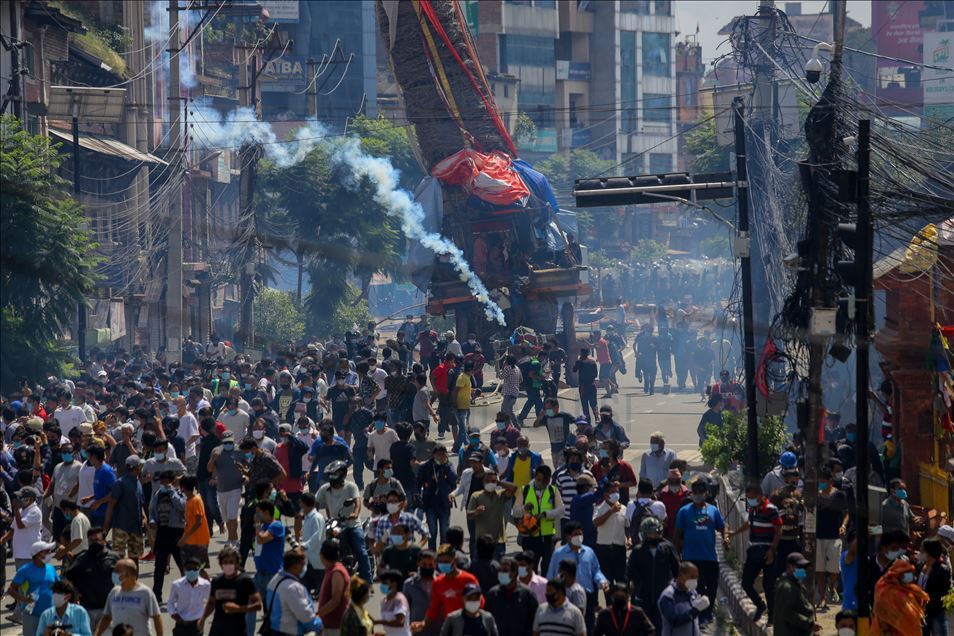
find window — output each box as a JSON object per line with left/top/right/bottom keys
{"left": 621, "top": 31, "right": 637, "bottom": 133}
{"left": 654, "top": 0, "right": 672, "bottom": 15}
{"left": 642, "top": 33, "right": 670, "bottom": 77}
{"left": 500, "top": 35, "right": 555, "bottom": 70}
{"left": 620, "top": 0, "right": 650, "bottom": 13}
{"left": 643, "top": 94, "right": 671, "bottom": 123}
{"left": 649, "top": 153, "right": 673, "bottom": 174}
{"left": 622, "top": 152, "right": 644, "bottom": 174}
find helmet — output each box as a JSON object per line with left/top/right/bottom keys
{"left": 640, "top": 516, "right": 664, "bottom": 540}
{"left": 325, "top": 460, "right": 348, "bottom": 482}
{"left": 779, "top": 451, "right": 797, "bottom": 468}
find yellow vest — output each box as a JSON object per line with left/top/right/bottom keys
{"left": 523, "top": 485, "right": 556, "bottom": 536}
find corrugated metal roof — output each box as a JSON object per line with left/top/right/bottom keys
{"left": 49, "top": 128, "right": 168, "bottom": 165}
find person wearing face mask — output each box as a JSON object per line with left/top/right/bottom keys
{"left": 657, "top": 561, "right": 709, "bottom": 636}
{"left": 368, "top": 411, "right": 401, "bottom": 466}
{"left": 656, "top": 468, "right": 690, "bottom": 540}
{"left": 219, "top": 397, "right": 251, "bottom": 441}
{"left": 10, "top": 486, "right": 43, "bottom": 578}
{"left": 457, "top": 426, "right": 498, "bottom": 472}
{"left": 485, "top": 556, "right": 539, "bottom": 636}
{"left": 674, "top": 479, "right": 726, "bottom": 625}
{"left": 374, "top": 490, "right": 428, "bottom": 554}
{"left": 207, "top": 431, "right": 244, "bottom": 544}
{"left": 142, "top": 438, "right": 187, "bottom": 488}
{"left": 249, "top": 417, "right": 277, "bottom": 454}
{"left": 379, "top": 523, "right": 422, "bottom": 580}
{"left": 439, "top": 582, "right": 496, "bottom": 636}
{"left": 490, "top": 412, "right": 521, "bottom": 450}
{"left": 626, "top": 516, "right": 678, "bottom": 631}
{"left": 167, "top": 557, "right": 211, "bottom": 635}
{"left": 593, "top": 406, "right": 630, "bottom": 449}
{"left": 55, "top": 499, "right": 91, "bottom": 560}
{"left": 466, "top": 472, "right": 517, "bottom": 559}
{"left": 36, "top": 579, "right": 92, "bottom": 636}
{"left": 592, "top": 440, "right": 637, "bottom": 506}
{"left": 638, "top": 431, "right": 676, "bottom": 489}
{"left": 202, "top": 545, "right": 261, "bottom": 636}
{"left": 146, "top": 470, "right": 186, "bottom": 603}
{"left": 373, "top": 569, "right": 413, "bottom": 636}
{"left": 870, "top": 557, "right": 929, "bottom": 636}
{"left": 834, "top": 609, "right": 857, "bottom": 635}
{"left": 404, "top": 550, "right": 438, "bottom": 631}
{"left": 364, "top": 460, "right": 406, "bottom": 515}
{"left": 915, "top": 536, "right": 951, "bottom": 635}
{"left": 726, "top": 483, "right": 781, "bottom": 623}
{"left": 531, "top": 577, "right": 586, "bottom": 636}
{"left": 6, "top": 540, "right": 59, "bottom": 636}
{"left": 771, "top": 552, "right": 819, "bottom": 636}
{"left": 553, "top": 448, "right": 594, "bottom": 538}
{"left": 502, "top": 436, "right": 542, "bottom": 492}
{"left": 515, "top": 466, "right": 565, "bottom": 573}
{"left": 592, "top": 482, "right": 629, "bottom": 594}
{"left": 593, "top": 582, "right": 655, "bottom": 636}
{"left": 882, "top": 478, "right": 916, "bottom": 538}
{"left": 62, "top": 527, "right": 118, "bottom": 628}
{"left": 94, "top": 559, "right": 162, "bottom": 636}
{"left": 815, "top": 465, "right": 848, "bottom": 610}
{"left": 47, "top": 441, "right": 82, "bottom": 542}
{"left": 546, "top": 521, "right": 608, "bottom": 628}
{"left": 413, "top": 543, "right": 480, "bottom": 632}
{"left": 533, "top": 398, "right": 574, "bottom": 469}
{"left": 307, "top": 422, "right": 353, "bottom": 491}
{"left": 418, "top": 445, "right": 457, "bottom": 550}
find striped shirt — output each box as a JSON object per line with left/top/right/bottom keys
{"left": 500, "top": 365, "right": 522, "bottom": 397}
{"left": 532, "top": 602, "right": 586, "bottom": 636}
{"left": 746, "top": 500, "right": 782, "bottom": 544}
{"left": 553, "top": 466, "right": 593, "bottom": 519}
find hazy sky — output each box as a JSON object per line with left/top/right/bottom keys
{"left": 674, "top": 0, "right": 873, "bottom": 62}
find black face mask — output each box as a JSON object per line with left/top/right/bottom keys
{"left": 419, "top": 567, "right": 435, "bottom": 579}
{"left": 545, "top": 593, "right": 558, "bottom": 606}
{"left": 600, "top": 415, "right": 612, "bottom": 425}
{"left": 88, "top": 543, "right": 105, "bottom": 556}
{"left": 612, "top": 596, "right": 628, "bottom": 610}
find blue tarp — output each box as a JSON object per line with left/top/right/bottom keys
{"left": 512, "top": 159, "right": 560, "bottom": 218}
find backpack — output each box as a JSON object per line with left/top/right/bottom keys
{"left": 259, "top": 574, "right": 295, "bottom": 636}
{"left": 155, "top": 487, "right": 174, "bottom": 527}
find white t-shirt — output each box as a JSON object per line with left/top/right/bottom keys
{"left": 69, "top": 512, "right": 91, "bottom": 555}
{"left": 625, "top": 498, "right": 668, "bottom": 524}
{"left": 368, "top": 428, "right": 400, "bottom": 462}
{"left": 76, "top": 462, "right": 96, "bottom": 504}
{"left": 52, "top": 460, "right": 82, "bottom": 506}
{"left": 219, "top": 409, "right": 251, "bottom": 439}
{"left": 593, "top": 501, "right": 629, "bottom": 546}
{"left": 178, "top": 412, "right": 199, "bottom": 459}
{"left": 371, "top": 367, "right": 389, "bottom": 400}
{"left": 381, "top": 592, "right": 412, "bottom": 636}
{"left": 12, "top": 502, "right": 42, "bottom": 559}
{"left": 53, "top": 406, "right": 86, "bottom": 437}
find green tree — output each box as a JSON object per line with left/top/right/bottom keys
{"left": 536, "top": 150, "right": 617, "bottom": 240}
{"left": 515, "top": 112, "right": 537, "bottom": 145}
{"left": 630, "top": 238, "right": 668, "bottom": 265}
{"left": 253, "top": 288, "right": 305, "bottom": 348}
{"left": 0, "top": 116, "right": 101, "bottom": 389}
{"left": 699, "top": 233, "right": 731, "bottom": 259}
{"left": 307, "top": 284, "right": 371, "bottom": 338}
{"left": 700, "top": 411, "right": 787, "bottom": 481}
{"left": 683, "top": 116, "right": 730, "bottom": 174}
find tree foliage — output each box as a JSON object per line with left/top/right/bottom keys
{"left": 700, "top": 411, "right": 788, "bottom": 480}
{"left": 630, "top": 239, "right": 668, "bottom": 265}
{"left": 253, "top": 288, "right": 305, "bottom": 348}
{"left": 0, "top": 116, "right": 101, "bottom": 389}
{"left": 536, "top": 150, "right": 617, "bottom": 239}
{"left": 306, "top": 283, "right": 371, "bottom": 338}
{"left": 683, "top": 116, "right": 730, "bottom": 174}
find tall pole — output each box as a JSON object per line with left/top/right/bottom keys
{"left": 734, "top": 97, "right": 760, "bottom": 480}
{"left": 803, "top": 0, "right": 847, "bottom": 601}
{"left": 72, "top": 107, "right": 86, "bottom": 362}
{"left": 854, "top": 118, "right": 872, "bottom": 636}
{"left": 166, "top": 0, "right": 183, "bottom": 363}
{"left": 237, "top": 55, "right": 259, "bottom": 350}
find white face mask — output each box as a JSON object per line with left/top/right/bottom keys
{"left": 52, "top": 593, "right": 68, "bottom": 608}
{"left": 570, "top": 535, "right": 583, "bottom": 547}
{"left": 386, "top": 502, "right": 401, "bottom": 514}
{"left": 484, "top": 482, "right": 498, "bottom": 493}
{"left": 637, "top": 497, "right": 651, "bottom": 505}
{"left": 252, "top": 430, "right": 264, "bottom": 439}
{"left": 684, "top": 578, "right": 699, "bottom": 591}
{"left": 464, "top": 600, "right": 481, "bottom": 614}
{"left": 608, "top": 493, "right": 620, "bottom": 504}
{"left": 837, "top": 630, "right": 855, "bottom": 636}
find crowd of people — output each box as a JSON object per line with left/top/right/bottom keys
{"left": 0, "top": 323, "right": 947, "bottom": 636}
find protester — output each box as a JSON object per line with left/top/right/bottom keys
{"left": 167, "top": 557, "right": 211, "bottom": 636}
{"left": 36, "top": 579, "right": 93, "bottom": 636}
{"left": 772, "top": 552, "right": 820, "bottom": 636}
{"left": 94, "top": 558, "right": 162, "bottom": 636}
{"left": 7, "top": 540, "right": 59, "bottom": 636}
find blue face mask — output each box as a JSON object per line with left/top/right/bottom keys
{"left": 901, "top": 571, "right": 914, "bottom": 584}
{"left": 223, "top": 442, "right": 235, "bottom": 451}
{"left": 185, "top": 570, "right": 200, "bottom": 582}
{"left": 887, "top": 549, "right": 902, "bottom": 560}
{"left": 818, "top": 482, "right": 829, "bottom": 491}
{"left": 375, "top": 421, "right": 385, "bottom": 430}
{"left": 496, "top": 421, "right": 507, "bottom": 430}
{"left": 793, "top": 568, "right": 807, "bottom": 581}
{"left": 895, "top": 489, "right": 908, "bottom": 500}
{"left": 221, "top": 373, "right": 231, "bottom": 380}
{"left": 268, "top": 490, "right": 277, "bottom": 502}
{"left": 498, "top": 572, "right": 512, "bottom": 586}
{"left": 112, "top": 572, "right": 122, "bottom": 586}
{"left": 244, "top": 384, "right": 252, "bottom": 390}
{"left": 62, "top": 453, "right": 74, "bottom": 463}
{"left": 545, "top": 409, "right": 555, "bottom": 417}
{"left": 80, "top": 450, "right": 88, "bottom": 460}
{"left": 390, "top": 534, "right": 404, "bottom": 546}
{"left": 379, "top": 583, "right": 391, "bottom": 595}
{"left": 170, "top": 392, "right": 180, "bottom": 399}
{"left": 469, "top": 436, "right": 480, "bottom": 445}
{"left": 846, "top": 432, "right": 857, "bottom": 442}
{"left": 746, "top": 497, "right": 760, "bottom": 507}
{"left": 383, "top": 468, "right": 394, "bottom": 479}
{"left": 244, "top": 452, "right": 254, "bottom": 462}
{"left": 437, "top": 562, "right": 453, "bottom": 574}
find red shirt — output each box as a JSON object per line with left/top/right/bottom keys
{"left": 432, "top": 363, "right": 451, "bottom": 396}
{"left": 656, "top": 484, "right": 691, "bottom": 538}
{"left": 274, "top": 443, "right": 303, "bottom": 493}
{"left": 595, "top": 338, "right": 611, "bottom": 364}
{"left": 592, "top": 460, "right": 638, "bottom": 504}
{"left": 425, "top": 570, "right": 481, "bottom": 622}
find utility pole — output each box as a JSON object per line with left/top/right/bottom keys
{"left": 166, "top": 0, "right": 184, "bottom": 364}
{"left": 237, "top": 55, "right": 260, "bottom": 350}
{"left": 72, "top": 105, "right": 86, "bottom": 362}
{"left": 733, "top": 97, "right": 760, "bottom": 480}
{"left": 802, "top": 0, "right": 847, "bottom": 600}
{"left": 854, "top": 118, "right": 872, "bottom": 636}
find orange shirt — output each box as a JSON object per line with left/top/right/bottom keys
{"left": 184, "top": 495, "right": 211, "bottom": 546}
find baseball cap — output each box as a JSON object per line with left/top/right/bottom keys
{"left": 78, "top": 422, "right": 94, "bottom": 436}
{"left": 468, "top": 452, "right": 484, "bottom": 462}
{"left": 125, "top": 455, "right": 145, "bottom": 469}
{"left": 574, "top": 416, "right": 589, "bottom": 426}
{"left": 25, "top": 416, "right": 43, "bottom": 432}
{"left": 30, "top": 541, "right": 58, "bottom": 557}
{"left": 462, "top": 583, "right": 481, "bottom": 597}
{"left": 467, "top": 426, "right": 480, "bottom": 435}
{"left": 222, "top": 430, "right": 235, "bottom": 441}
{"left": 938, "top": 525, "right": 954, "bottom": 544}
{"left": 279, "top": 423, "right": 293, "bottom": 434}
{"left": 16, "top": 486, "right": 41, "bottom": 500}
{"left": 787, "top": 552, "right": 810, "bottom": 567}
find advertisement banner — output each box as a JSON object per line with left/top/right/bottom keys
{"left": 260, "top": 0, "right": 299, "bottom": 23}
{"left": 923, "top": 32, "right": 954, "bottom": 106}
{"left": 260, "top": 56, "right": 307, "bottom": 92}
{"left": 872, "top": 0, "right": 925, "bottom": 61}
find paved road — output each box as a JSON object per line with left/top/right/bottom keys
{"left": 1, "top": 350, "right": 707, "bottom": 634}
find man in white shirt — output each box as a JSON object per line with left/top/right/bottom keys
{"left": 74, "top": 389, "right": 98, "bottom": 423}
{"left": 56, "top": 499, "right": 91, "bottom": 558}
{"left": 174, "top": 397, "right": 200, "bottom": 470}
{"left": 53, "top": 392, "right": 87, "bottom": 437}
{"left": 369, "top": 357, "right": 389, "bottom": 412}
{"left": 12, "top": 487, "right": 43, "bottom": 568}
{"left": 219, "top": 397, "right": 251, "bottom": 440}
{"left": 46, "top": 442, "right": 82, "bottom": 539}
{"left": 168, "top": 557, "right": 211, "bottom": 632}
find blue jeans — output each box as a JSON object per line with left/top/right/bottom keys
{"left": 353, "top": 444, "right": 368, "bottom": 489}
{"left": 925, "top": 610, "right": 948, "bottom": 636}
{"left": 518, "top": 388, "right": 544, "bottom": 420}
{"left": 425, "top": 506, "right": 452, "bottom": 550}
{"left": 252, "top": 570, "right": 274, "bottom": 635}
{"left": 342, "top": 525, "right": 373, "bottom": 581}
{"left": 199, "top": 480, "right": 221, "bottom": 529}
{"left": 453, "top": 410, "right": 469, "bottom": 452}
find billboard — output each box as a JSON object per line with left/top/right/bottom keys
{"left": 260, "top": 0, "right": 299, "bottom": 23}
{"left": 259, "top": 56, "right": 307, "bottom": 92}
{"left": 923, "top": 32, "right": 954, "bottom": 123}
{"left": 872, "top": 0, "right": 925, "bottom": 110}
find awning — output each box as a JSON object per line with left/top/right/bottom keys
{"left": 49, "top": 128, "right": 168, "bottom": 165}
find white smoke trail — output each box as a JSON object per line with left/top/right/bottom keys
{"left": 145, "top": 0, "right": 198, "bottom": 89}
{"left": 189, "top": 101, "right": 507, "bottom": 325}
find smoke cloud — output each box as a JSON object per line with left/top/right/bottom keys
{"left": 189, "top": 100, "right": 507, "bottom": 326}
